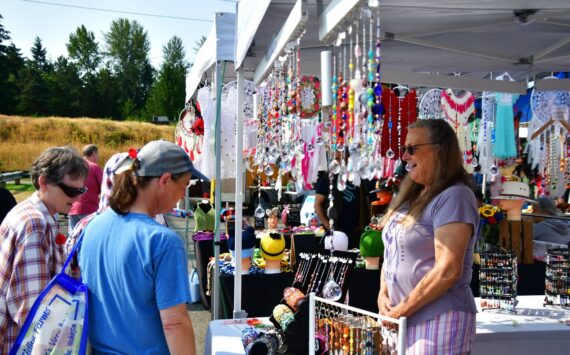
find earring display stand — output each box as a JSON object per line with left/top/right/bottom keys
{"left": 309, "top": 293, "right": 407, "bottom": 354}
{"left": 479, "top": 250, "right": 518, "bottom": 312}
{"left": 544, "top": 248, "right": 570, "bottom": 307}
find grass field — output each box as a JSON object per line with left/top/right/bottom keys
{"left": 5, "top": 181, "right": 35, "bottom": 202}
{"left": 0, "top": 115, "right": 175, "bottom": 172}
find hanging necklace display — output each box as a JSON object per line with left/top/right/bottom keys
{"left": 385, "top": 91, "right": 395, "bottom": 159}
{"left": 479, "top": 91, "right": 495, "bottom": 175}
{"left": 549, "top": 126, "right": 558, "bottom": 192}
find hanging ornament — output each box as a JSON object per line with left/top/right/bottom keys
{"left": 322, "top": 277, "right": 342, "bottom": 301}
{"left": 329, "top": 159, "right": 341, "bottom": 174}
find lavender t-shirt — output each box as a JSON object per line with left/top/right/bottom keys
{"left": 382, "top": 183, "right": 478, "bottom": 325}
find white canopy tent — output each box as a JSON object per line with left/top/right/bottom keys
{"left": 184, "top": 12, "right": 236, "bottom": 320}
{"left": 185, "top": 13, "right": 236, "bottom": 102}
{"left": 189, "top": 0, "right": 570, "bottom": 321}
{"left": 235, "top": 0, "right": 570, "bottom": 91}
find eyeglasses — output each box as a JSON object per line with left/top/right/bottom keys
{"left": 399, "top": 142, "right": 440, "bottom": 156}
{"left": 57, "top": 182, "right": 88, "bottom": 198}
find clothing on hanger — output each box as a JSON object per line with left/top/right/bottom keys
{"left": 194, "top": 202, "right": 216, "bottom": 232}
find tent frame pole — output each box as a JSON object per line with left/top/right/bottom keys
{"left": 212, "top": 60, "right": 224, "bottom": 320}
{"left": 233, "top": 68, "right": 247, "bottom": 319}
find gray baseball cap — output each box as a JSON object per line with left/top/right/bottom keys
{"left": 114, "top": 140, "right": 208, "bottom": 181}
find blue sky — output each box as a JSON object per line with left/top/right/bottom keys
{"left": 2, "top": 0, "right": 236, "bottom": 68}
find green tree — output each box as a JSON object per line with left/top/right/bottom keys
{"left": 67, "top": 25, "right": 101, "bottom": 78}
{"left": 0, "top": 15, "right": 24, "bottom": 114}
{"left": 30, "top": 36, "right": 51, "bottom": 73}
{"left": 144, "top": 36, "right": 188, "bottom": 121}
{"left": 46, "top": 56, "right": 82, "bottom": 116}
{"left": 105, "top": 18, "right": 154, "bottom": 119}
{"left": 18, "top": 38, "right": 51, "bottom": 115}
{"left": 17, "top": 64, "right": 49, "bottom": 115}
{"left": 92, "top": 66, "right": 119, "bottom": 118}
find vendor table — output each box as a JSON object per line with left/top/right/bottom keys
{"left": 205, "top": 296, "right": 570, "bottom": 355}
{"left": 204, "top": 318, "right": 273, "bottom": 355}
{"left": 473, "top": 295, "right": 570, "bottom": 355}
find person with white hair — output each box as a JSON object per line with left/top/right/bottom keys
{"left": 533, "top": 197, "right": 570, "bottom": 245}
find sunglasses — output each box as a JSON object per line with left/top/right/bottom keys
{"left": 399, "top": 142, "right": 440, "bottom": 156}
{"left": 57, "top": 182, "right": 88, "bottom": 198}
{"left": 400, "top": 142, "right": 440, "bottom": 158}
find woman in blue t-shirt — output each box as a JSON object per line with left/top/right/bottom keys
{"left": 79, "top": 140, "right": 207, "bottom": 354}
{"left": 379, "top": 119, "right": 479, "bottom": 354}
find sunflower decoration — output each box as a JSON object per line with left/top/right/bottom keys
{"left": 479, "top": 204, "right": 505, "bottom": 245}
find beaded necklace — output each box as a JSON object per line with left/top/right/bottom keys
{"left": 386, "top": 91, "right": 395, "bottom": 159}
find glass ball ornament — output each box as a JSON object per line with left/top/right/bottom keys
{"left": 386, "top": 149, "right": 395, "bottom": 159}
{"left": 337, "top": 178, "right": 346, "bottom": 191}
{"left": 357, "top": 158, "right": 369, "bottom": 177}
{"left": 254, "top": 205, "right": 266, "bottom": 219}
{"left": 348, "top": 142, "right": 361, "bottom": 156}
{"left": 264, "top": 165, "right": 275, "bottom": 176}
{"left": 470, "top": 157, "right": 478, "bottom": 168}
{"left": 329, "top": 160, "right": 341, "bottom": 175}
{"left": 322, "top": 278, "right": 342, "bottom": 301}
{"left": 489, "top": 164, "right": 499, "bottom": 176}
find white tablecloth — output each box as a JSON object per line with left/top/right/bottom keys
{"left": 473, "top": 295, "right": 570, "bottom": 355}
{"left": 205, "top": 296, "right": 570, "bottom": 355}
{"left": 204, "top": 318, "right": 272, "bottom": 355}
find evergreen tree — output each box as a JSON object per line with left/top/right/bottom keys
{"left": 18, "top": 38, "right": 51, "bottom": 115}
{"left": 30, "top": 36, "right": 51, "bottom": 73}
{"left": 47, "top": 56, "right": 82, "bottom": 117}
{"left": 92, "top": 66, "right": 120, "bottom": 119}
{"left": 105, "top": 18, "right": 154, "bottom": 119}
{"left": 144, "top": 36, "right": 188, "bottom": 121}
{"left": 0, "top": 15, "right": 23, "bottom": 114}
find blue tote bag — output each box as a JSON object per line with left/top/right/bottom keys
{"left": 9, "top": 232, "right": 89, "bottom": 355}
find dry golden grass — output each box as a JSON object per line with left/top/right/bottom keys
{"left": 0, "top": 115, "right": 175, "bottom": 171}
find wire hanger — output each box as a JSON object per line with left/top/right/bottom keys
{"left": 393, "top": 83, "right": 409, "bottom": 97}
{"left": 496, "top": 72, "right": 515, "bottom": 81}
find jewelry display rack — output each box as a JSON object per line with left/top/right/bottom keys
{"left": 309, "top": 293, "right": 407, "bottom": 354}
{"left": 479, "top": 250, "right": 518, "bottom": 312}
{"left": 544, "top": 248, "right": 570, "bottom": 306}
{"left": 293, "top": 250, "right": 357, "bottom": 300}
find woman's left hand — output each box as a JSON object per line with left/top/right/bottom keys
{"left": 385, "top": 303, "right": 405, "bottom": 320}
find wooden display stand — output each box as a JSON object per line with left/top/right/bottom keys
{"left": 499, "top": 218, "right": 534, "bottom": 264}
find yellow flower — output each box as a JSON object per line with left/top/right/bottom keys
{"left": 480, "top": 205, "right": 494, "bottom": 217}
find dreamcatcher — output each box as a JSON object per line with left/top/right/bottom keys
{"left": 418, "top": 88, "right": 444, "bottom": 119}
{"left": 530, "top": 79, "right": 570, "bottom": 125}
{"left": 175, "top": 106, "right": 203, "bottom": 162}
